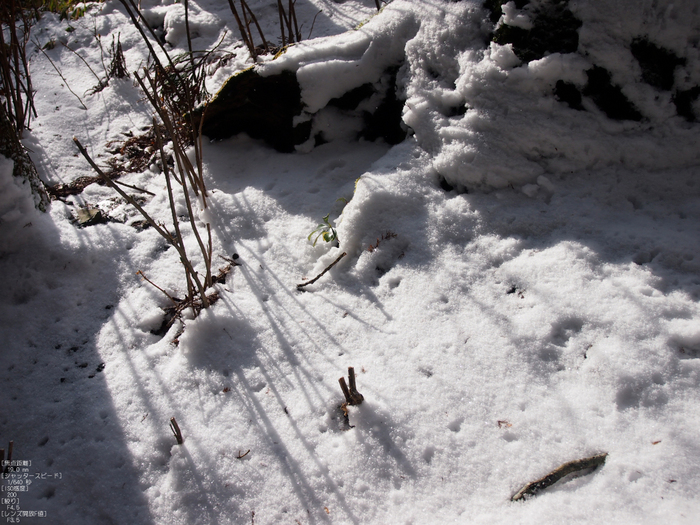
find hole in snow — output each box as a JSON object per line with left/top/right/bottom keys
{"left": 448, "top": 418, "right": 463, "bottom": 432}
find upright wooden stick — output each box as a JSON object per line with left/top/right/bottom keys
{"left": 170, "top": 417, "right": 184, "bottom": 444}
{"left": 339, "top": 367, "right": 364, "bottom": 405}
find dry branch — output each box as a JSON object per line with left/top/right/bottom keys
{"left": 339, "top": 367, "right": 364, "bottom": 406}
{"left": 169, "top": 417, "right": 184, "bottom": 444}
{"left": 511, "top": 453, "right": 608, "bottom": 501}
{"left": 36, "top": 43, "right": 87, "bottom": 110}
{"left": 297, "top": 252, "right": 346, "bottom": 289}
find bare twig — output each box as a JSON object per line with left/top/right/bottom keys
{"left": 136, "top": 270, "right": 179, "bottom": 304}
{"left": 36, "top": 43, "right": 87, "bottom": 110}
{"left": 227, "top": 0, "right": 256, "bottom": 59}
{"left": 0, "top": 0, "right": 37, "bottom": 136}
{"left": 511, "top": 453, "right": 608, "bottom": 501}
{"left": 93, "top": 20, "right": 110, "bottom": 79}
{"left": 339, "top": 367, "right": 364, "bottom": 405}
{"left": 219, "top": 254, "right": 241, "bottom": 266}
{"left": 169, "top": 417, "right": 184, "bottom": 444}
{"left": 307, "top": 10, "right": 322, "bottom": 40}
{"left": 74, "top": 138, "right": 166, "bottom": 236}
{"left": 290, "top": 0, "right": 300, "bottom": 42}
{"left": 242, "top": 0, "right": 269, "bottom": 54}
{"left": 59, "top": 41, "right": 106, "bottom": 94}
{"left": 297, "top": 252, "right": 347, "bottom": 289}
{"left": 74, "top": 136, "right": 210, "bottom": 307}
{"left": 183, "top": 0, "right": 195, "bottom": 74}
{"left": 153, "top": 121, "right": 209, "bottom": 306}
{"left": 113, "top": 180, "right": 154, "bottom": 195}
{"left": 276, "top": 0, "right": 286, "bottom": 47}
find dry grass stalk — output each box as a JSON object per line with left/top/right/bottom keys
{"left": 227, "top": 0, "right": 269, "bottom": 59}
{"left": 73, "top": 136, "right": 211, "bottom": 309}
{"left": 169, "top": 417, "right": 184, "bottom": 444}
{"left": 36, "top": 42, "right": 87, "bottom": 110}
{"left": 108, "top": 33, "right": 128, "bottom": 79}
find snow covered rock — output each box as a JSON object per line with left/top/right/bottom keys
{"left": 198, "top": 7, "right": 417, "bottom": 152}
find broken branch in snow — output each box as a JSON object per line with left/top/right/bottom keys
{"left": 169, "top": 417, "right": 184, "bottom": 445}
{"left": 297, "top": 252, "right": 346, "bottom": 290}
{"left": 136, "top": 270, "right": 179, "bottom": 304}
{"left": 339, "top": 367, "right": 364, "bottom": 406}
{"left": 511, "top": 452, "right": 608, "bottom": 501}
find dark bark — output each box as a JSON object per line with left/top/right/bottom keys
{"left": 0, "top": 102, "right": 49, "bottom": 211}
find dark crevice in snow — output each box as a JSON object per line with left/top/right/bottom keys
{"left": 360, "top": 65, "right": 407, "bottom": 145}
{"left": 484, "top": 0, "right": 529, "bottom": 24}
{"left": 554, "top": 80, "right": 584, "bottom": 111}
{"left": 583, "top": 66, "right": 643, "bottom": 122}
{"left": 673, "top": 86, "right": 700, "bottom": 121}
{"left": 630, "top": 37, "right": 686, "bottom": 92}
{"left": 491, "top": 0, "right": 582, "bottom": 63}
{"left": 328, "top": 83, "right": 375, "bottom": 111}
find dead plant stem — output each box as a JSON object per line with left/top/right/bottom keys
{"left": 36, "top": 43, "right": 87, "bottom": 110}
{"left": 60, "top": 41, "right": 104, "bottom": 88}
{"left": 154, "top": 119, "right": 204, "bottom": 304}
{"left": 226, "top": 0, "right": 256, "bottom": 59}
{"left": 297, "top": 252, "right": 347, "bottom": 289}
{"left": 73, "top": 136, "right": 208, "bottom": 305}
{"left": 241, "top": 0, "right": 269, "bottom": 53}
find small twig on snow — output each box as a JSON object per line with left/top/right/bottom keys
{"left": 297, "top": 251, "right": 346, "bottom": 290}
{"left": 113, "top": 180, "right": 154, "bottom": 195}
{"left": 36, "top": 42, "right": 87, "bottom": 110}
{"left": 136, "top": 270, "right": 179, "bottom": 304}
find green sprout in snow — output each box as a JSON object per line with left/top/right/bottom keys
{"left": 308, "top": 214, "right": 338, "bottom": 247}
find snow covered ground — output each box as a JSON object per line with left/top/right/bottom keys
{"left": 1, "top": 0, "right": 700, "bottom": 523}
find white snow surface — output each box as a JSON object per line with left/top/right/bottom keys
{"left": 1, "top": 0, "right": 700, "bottom": 524}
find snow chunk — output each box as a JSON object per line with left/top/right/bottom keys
{"left": 501, "top": 1, "right": 534, "bottom": 30}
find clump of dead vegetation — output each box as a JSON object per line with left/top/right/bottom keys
{"left": 74, "top": 0, "right": 220, "bottom": 323}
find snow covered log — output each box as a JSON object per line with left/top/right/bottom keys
{"left": 197, "top": 8, "right": 418, "bottom": 152}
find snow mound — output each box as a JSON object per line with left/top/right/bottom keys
{"left": 0, "top": 155, "right": 39, "bottom": 252}
{"left": 404, "top": 0, "right": 700, "bottom": 190}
